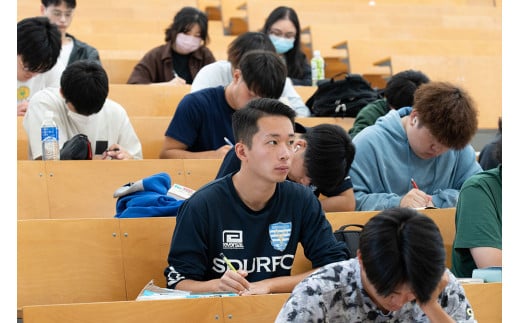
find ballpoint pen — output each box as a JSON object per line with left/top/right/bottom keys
{"left": 410, "top": 178, "right": 419, "bottom": 189}
{"left": 223, "top": 137, "right": 234, "bottom": 147}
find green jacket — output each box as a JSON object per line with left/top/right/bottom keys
{"left": 348, "top": 98, "right": 389, "bottom": 138}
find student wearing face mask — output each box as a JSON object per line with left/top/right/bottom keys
{"left": 127, "top": 6, "right": 216, "bottom": 85}
{"left": 262, "top": 6, "right": 311, "bottom": 86}
{"left": 24, "top": 60, "right": 143, "bottom": 160}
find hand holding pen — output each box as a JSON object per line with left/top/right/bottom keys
{"left": 400, "top": 178, "right": 434, "bottom": 208}
{"left": 219, "top": 253, "right": 250, "bottom": 294}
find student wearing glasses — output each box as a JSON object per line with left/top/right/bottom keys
{"left": 40, "top": 0, "right": 100, "bottom": 66}
{"left": 17, "top": 16, "right": 62, "bottom": 116}
{"left": 261, "top": 6, "right": 311, "bottom": 86}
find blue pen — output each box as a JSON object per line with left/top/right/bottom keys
{"left": 224, "top": 137, "right": 234, "bottom": 147}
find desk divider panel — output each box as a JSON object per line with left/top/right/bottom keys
{"left": 119, "top": 217, "right": 177, "bottom": 300}
{"left": 18, "top": 218, "right": 126, "bottom": 309}
{"left": 42, "top": 159, "right": 185, "bottom": 219}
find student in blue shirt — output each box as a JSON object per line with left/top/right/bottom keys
{"left": 159, "top": 50, "right": 286, "bottom": 159}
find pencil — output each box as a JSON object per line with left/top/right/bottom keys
{"left": 220, "top": 252, "right": 237, "bottom": 272}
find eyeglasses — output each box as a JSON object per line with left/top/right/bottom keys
{"left": 269, "top": 28, "right": 296, "bottom": 39}
{"left": 50, "top": 10, "right": 74, "bottom": 19}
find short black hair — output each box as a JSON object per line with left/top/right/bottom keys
{"left": 232, "top": 98, "right": 295, "bottom": 148}
{"left": 303, "top": 124, "right": 355, "bottom": 190}
{"left": 60, "top": 60, "right": 108, "bottom": 115}
{"left": 384, "top": 69, "right": 430, "bottom": 109}
{"left": 237, "top": 50, "right": 287, "bottom": 99}
{"left": 41, "top": 0, "right": 76, "bottom": 8}
{"left": 227, "top": 32, "right": 275, "bottom": 69}
{"left": 17, "top": 16, "right": 61, "bottom": 73}
{"left": 359, "top": 208, "right": 446, "bottom": 303}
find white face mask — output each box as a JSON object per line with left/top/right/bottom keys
{"left": 175, "top": 33, "right": 202, "bottom": 54}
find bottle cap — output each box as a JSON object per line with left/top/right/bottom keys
{"left": 313, "top": 50, "right": 321, "bottom": 57}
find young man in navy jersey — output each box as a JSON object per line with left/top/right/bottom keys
{"left": 164, "top": 98, "right": 347, "bottom": 294}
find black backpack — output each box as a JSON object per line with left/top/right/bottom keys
{"left": 306, "top": 73, "right": 382, "bottom": 118}
{"left": 333, "top": 224, "right": 364, "bottom": 259}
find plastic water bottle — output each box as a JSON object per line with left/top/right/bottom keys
{"left": 311, "top": 50, "right": 325, "bottom": 86}
{"left": 41, "top": 110, "right": 60, "bottom": 160}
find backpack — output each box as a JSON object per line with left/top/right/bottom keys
{"left": 306, "top": 73, "right": 382, "bottom": 117}
{"left": 333, "top": 224, "right": 364, "bottom": 259}
{"left": 60, "top": 134, "right": 93, "bottom": 160}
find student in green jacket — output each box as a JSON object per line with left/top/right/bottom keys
{"left": 348, "top": 69, "right": 429, "bottom": 138}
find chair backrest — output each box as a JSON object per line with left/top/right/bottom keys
{"left": 109, "top": 84, "right": 190, "bottom": 116}
{"left": 292, "top": 208, "right": 456, "bottom": 275}
{"left": 17, "top": 159, "right": 223, "bottom": 219}
{"left": 17, "top": 159, "right": 185, "bottom": 219}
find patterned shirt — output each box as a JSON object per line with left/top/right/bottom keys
{"left": 276, "top": 259, "right": 475, "bottom": 322}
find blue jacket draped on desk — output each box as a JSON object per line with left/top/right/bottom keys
{"left": 114, "top": 172, "right": 184, "bottom": 218}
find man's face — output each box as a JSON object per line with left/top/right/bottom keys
{"left": 287, "top": 140, "right": 311, "bottom": 186}
{"left": 227, "top": 69, "right": 260, "bottom": 110}
{"left": 17, "top": 55, "right": 39, "bottom": 82}
{"left": 241, "top": 115, "right": 295, "bottom": 183}
{"left": 367, "top": 281, "right": 417, "bottom": 312}
{"left": 407, "top": 115, "right": 449, "bottom": 160}
{"left": 41, "top": 3, "right": 74, "bottom": 36}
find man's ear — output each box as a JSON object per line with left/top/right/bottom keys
{"left": 295, "top": 138, "right": 306, "bottom": 149}
{"left": 40, "top": 4, "right": 46, "bottom": 15}
{"left": 357, "top": 249, "right": 363, "bottom": 270}
{"left": 235, "top": 142, "right": 247, "bottom": 161}
{"left": 232, "top": 68, "right": 242, "bottom": 83}
{"left": 293, "top": 138, "right": 306, "bottom": 152}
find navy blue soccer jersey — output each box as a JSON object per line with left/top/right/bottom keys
{"left": 164, "top": 174, "right": 347, "bottom": 288}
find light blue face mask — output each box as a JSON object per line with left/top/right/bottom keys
{"left": 269, "top": 35, "right": 295, "bottom": 54}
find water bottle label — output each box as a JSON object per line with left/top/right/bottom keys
{"left": 41, "top": 127, "right": 59, "bottom": 141}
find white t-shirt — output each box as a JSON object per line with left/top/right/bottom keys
{"left": 58, "top": 37, "right": 74, "bottom": 67}
{"left": 17, "top": 61, "right": 65, "bottom": 104}
{"left": 23, "top": 87, "right": 143, "bottom": 160}
{"left": 191, "top": 60, "right": 311, "bottom": 117}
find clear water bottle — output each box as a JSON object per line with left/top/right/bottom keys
{"left": 311, "top": 50, "right": 325, "bottom": 86}
{"left": 41, "top": 110, "right": 60, "bottom": 160}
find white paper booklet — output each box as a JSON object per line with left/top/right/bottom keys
{"left": 136, "top": 280, "right": 238, "bottom": 301}
{"left": 136, "top": 280, "right": 190, "bottom": 300}
{"left": 167, "top": 183, "right": 196, "bottom": 200}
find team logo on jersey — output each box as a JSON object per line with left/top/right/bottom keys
{"left": 222, "top": 230, "right": 244, "bottom": 249}
{"left": 269, "top": 222, "right": 291, "bottom": 252}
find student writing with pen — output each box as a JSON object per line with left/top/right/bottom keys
{"left": 160, "top": 50, "right": 287, "bottom": 159}
{"left": 349, "top": 82, "right": 482, "bottom": 211}
{"left": 127, "top": 7, "right": 215, "bottom": 85}
{"left": 164, "top": 98, "right": 347, "bottom": 295}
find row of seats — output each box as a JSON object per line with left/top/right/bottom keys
{"left": 17, "top": 209, "right": 501, "bottom": 322}
{"left": 17, "top": 114, "right": 355, "bottom": 160}
{"left": 17, "top": 159, "right": 222, "bottom": 219}
{"left": 21, "top": 282, "right": 502, "bottom": 323}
